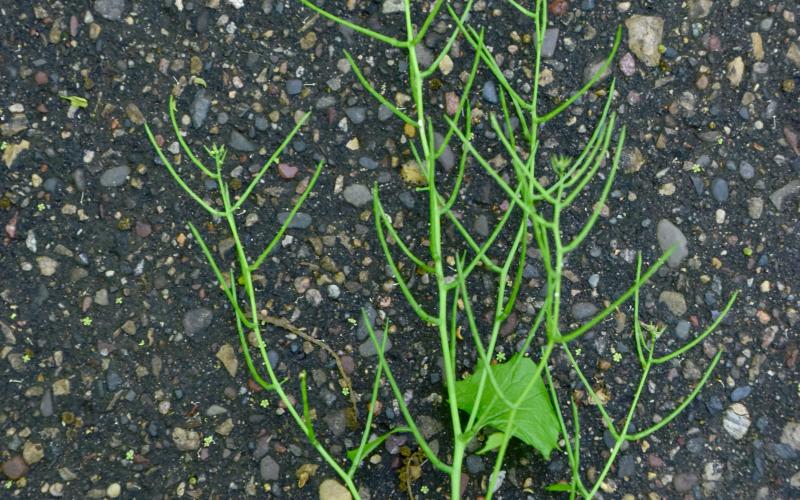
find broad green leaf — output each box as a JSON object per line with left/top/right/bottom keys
{"left": 60, "top": 95, "right": 88, "bottom": 108}
{"left": 476, "top": 432, "right": 505, "bottom": 455}
{"left": 454, "top": 355, "right": 559, "bottom": 459}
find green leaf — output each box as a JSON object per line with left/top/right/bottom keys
{"left": 545, "top": 482, "right": 573, "bottom": 492}
{"left": 60, "top": 95, "right": 88, "bottom": 108}
{"left": 346, "top": 427, "right": 410, "bottom": 462}
{"left": 454, "top": 355, "right": 559, "bottom": 459}
{"left": 476, "top": 432, "right": 505, "bottom": 455}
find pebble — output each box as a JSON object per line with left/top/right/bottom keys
{"left": 106, "top": 483, "right": 121, "bottom": 498}
{"left": 277, "top": 163, "right": 298, "bottom": 179}
{"left": 22, "top": 442, "right": 44, "bottom": 465}
{"left": 172, "top": 427, "right": 201, "bottom": 451}
{"left": 324, "top": 409, "right": 347, "bottom": 436}
{"left": 571, "top": 302, "right": 598, "bottom": 321}
{"left": 229, "top": 130, "right": 257, "bottom": 152}
{"left": 286, "top": 79, "right": 303, "bottom": 95}
{"left": 466, "top": 455, "right": 485, "bottom": 474}
{"left": 40, "top": 389, "right": 54, "bottom": 417}
{"left": 731, "top": 386, "right": 752, "bottom": 402}
{"left": 673, "top": 473, "right": 698, "bottom": 493}
{"left": 723, "top": 403, "right": 751, "bottom": 440}
{"left": 94, "top": 0, "right": 125, "bottom": 21}
{"left": 343, "top": 184, "right": 372, "bottom": 207}
{"left": 674, "top": 320, "right": 691, "bottom": 340}
{"left": 482, "top": 80, "right": 498, "bottom": 104}
{"left": 739, "top": 161, "right": 755, "bottom": 180}
{"left": 656, "top": 219, "right": 688, "bottom": 267}
{"left": 358, "top": 328, "right": 392, "bottom": 357}
{"left": 769, "top": 180, "right": 800, "bottom": 210}
{"left": 190, "top": 90, "right": 211, "bottom": 128}
{"left": 183, "top": 308, "right": 213, "bottom": 336}
{"left": 619, "top": 52, "right": 636, "bottom": 76}
{"left": 260, "top": 455, "right": 280, "bottom": 481}
{"left": 319, "top": 479, "right": 352, "bottom": 500}
{"left": 1, "top": 455, "right": 29, "bottom": 480}
{"left": 541, "top": 28, "right": 559, "bottom": 58}
{"left": 106, "top": 371, "right": 123, "bottom": 391}
{"left": 659, "top": 290, "right": 687, "bottom": 316}
{"left": 625, "top": 15, "right": 665, "bottom": 66}
{"left": 474, "top": 215, "right": 489, "bottom": 237}
{"left": 125, "top": 103, "right": 145, "bottom": 125}
{"left": 100, "top": 166, "right": 130, "bottom": 187}
{"left": 617, "top": 454, "right": 635, "bottom": 477}
{"left": 747, "top": 197, "right": 764, "bottom": 219}
{"left": 345, "top": 106, "right": 366, "bottom": 124}
{"left": 710, "top": 178, "right": 729, "bottom": 202}
{"left": 277, "top": 211, "right": 312, "bottom": 229}
{"left": 781, "top": 422, "right": 800, "bottom": 451}
{"left": 36, "top": 256, "right": 59, "bottom": 276}
{"left": 216, "top": 343, "right": 238, "bottom": 377}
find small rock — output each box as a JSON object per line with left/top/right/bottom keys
{"left": 466, "top": 455, "right": 485, "bottom": 474}
{"left": 277, "top": 163, "right": 298, "bottom": 179}
{"left": 659, "top": 291, "right": 687, "bottom": 316}
{"left": 323, "top": 409, "right": 347, "bottom": 437}
{"left": 687, "top": 0, "right": 713, "bottom": 18}
{"left": 382, "top": 0, "right": 403, "bottom": 14}
{"left": 358, "top": 329, "right": 392, "bottom": 357}
{"left": 747, "top": 197, "right": 764, "bottom": 219}
{"left": 172, "top": 427, "right": 201, "bottom": 451}
{"left": 190, "top": 90, "right": 211, "bottom": 128}
{"left": 216, "top": 343, "right": 238, "bottom": 377}
{"left": 726, "top": 56, "right": 745, "bottom": 87}
{"left": 319, "top": 479, "right": 352, "bottom": 500}
{"left": 571, "top": 302, "right": 598, "bottom": 321}
{"left": 106, "top": 483, "right": 121, "bottom": 498}
{"left": 625, "top": 15, "right": 665, "bottom": 66}
{"left": 344, "top": 107, "right": 366, "bottom": 125}
{"left": 100, "top": 166, "right": 130, "bottom": 187}
{"left": 125, "top": 103, "right": 145, "bottom": 125}
{"left": 36, "top": 256, "right": 59, "bottom": 276}
{"left": 731, "top": 386, "right": 752, "bottom": 401}
{"left": 769, "top": 180, "right": 800, "bottom": 210}
{"left": 723, "top": 403, "right": 751, "bottom": 440}
{"left": 710, "top": 178, "right": 729, "bottom": 202}
{"left": 259, "top": 455, "right": 280, "bottom": 481}
{"left": 657, "top": 219, "right": 688, "bottom": 267}
{"left": 673, "top": 473, "right": 698, "bottom": 493}
{"left": 541, "top": 28, "right": 559, "bottom": 58}
{"left": 619, "top": 52, "right": 636, "bottom": 76}
{"left": 343, "top": 184, "right": 372, "bottom": 207}
{"left": 1, "top": 456, "right": 29, "bottom": 480}
{"left": 22, "top": 442, "right": 44, "bottom": 465}
{"left": 277, "top": 211, "right": 312, "bottom": 229}
{"left": 739, "top": 161, "right": 755, "bottom": 180}
{"left": 781, "top": 421, "right": 800, "bottom": 451}
{"left": 183, "top": 308, "right": 213, "bottom": 336}
{"left": 703, "top": 460, "right": 724, "bottom": 481}
{"left": 584, "top": 58, "right": 612, "bottom": 85}
{"left": 286, "top": 79, "right": 303, "bottom": 95}
{"left": 94, "top": 0, "right": 125, "bottom": 21}
{"left": 229, "top": 130, "right": 257, "bottom": 152}
{"left": 482, "top": 80, "right": 498, "bottom": 104}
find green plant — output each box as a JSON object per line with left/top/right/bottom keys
{"left": 299, "top": 0, "right": 736, "bottom": 498}
{"left": 144, "top": 95, "right": 390, "bottom": 498}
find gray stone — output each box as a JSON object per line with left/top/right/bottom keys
{"left": 731, "top": 386, "right": 752, "bottom": 402}
{"left": 571, "top": 302, "right": 598, "bottom": 321}
{"left": 40, "top": 389, "right": 53, "bottom": 417}
{"left": 769, "top": 179, "right": 800, "bottom": 210}
{"left": 482, "top": 80, "right": 498, "bottom": 104}
{"left": 323, "top": 409, "right": 348, "bottom": 437}
{"left": 466, "top": 455, "right": 485, "bottom": 474}
{"left": 356, "top": 305, "right": 377, "bottom": 341}
{"left": 474, "top": 215, "right": 489, "bottom": 237}
{"left": 345, "top": 106, "right": 366, "bottom": 125}
{"left": 710, "top": 178, "right": 729, "bottom": 202}
{"left": 286, "top": 79, "right": 303, "bottom": 95}
{"left": 657, "top": 219, "right": 688, "bottom": 267}
{"left": 584, "top": 58, "right": 612, "bottom": 85}
{"left": 228, "top": 130, "right": 257, "bottom": 152}
{"left": 617, "top": 454, "right": 636, "bottom": 478}
{"left": 434, "top": 132, "right": 455, "bottom": 171}
{"left": 172, "top": 427, "right": 201, "bottom": 451}
{"left": 673, "top": 473, "right": 698, "bottom": 493}
{"left": 358, "top": 329, "right": 392, "bottom": 357}
{"left": 358, "top": 156, "right": 379, "bottom": 170}
{"left": 674, "top": 320, "right": 691, "bottom": 340}
{"left": 183, "top": 308, "right": 213, "bottom": 336}
{"left": 541, "top": 28, "right": 559, "bottom": 58}
{"left": 190, "top": 90, "right": 211, "bottom": 129}
{"left": 748, "top": 197, "right": 764, "bottom": 219}
{"left": 259, "top": 455, "right": 280, "bottom": 481}
{"left": 378, "top": 104, "right": 393, "bottom": 121}
{"left": 687, "top": 0, "right": 713, "bottom": 18}
{"left": 277, "top": 212, "right": 312, "bottom": 229}
{"left": 94, "top": 0, "right": 125, "bottom": 21}
{"left": 343, "top": 184, "right": 372, "bottom": 207}
{"left": 382, "top": 0, "right": 403, "bottom": 14}
{"left": 100, "top": 166, "right": 130, "bottom": 187}
{"left": 781, "top": 422, "right": 800, "bottom": 451}
{"left": 739, "top": 161, "right": 755, "bottom": 180}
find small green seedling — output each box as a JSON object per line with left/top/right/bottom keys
{"left": 60, "top": 95, "right": 88, "bottom": 108}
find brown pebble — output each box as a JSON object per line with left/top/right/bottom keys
{"left": 2, "top": 455, "right": 29, "bottom": 480}
{"left": 34, "top": 71, "right": 48, "bottom": 85}
{"left": 277, "top": 163, "right": 298, "bottom": 179}
{"left": 135, "top": 221, "right": 152, "bottom": 238}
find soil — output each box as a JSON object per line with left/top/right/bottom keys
{"left": 1, "top": 1, "right": 799, "bottom": 499}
